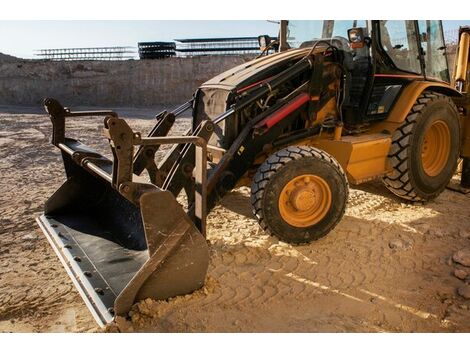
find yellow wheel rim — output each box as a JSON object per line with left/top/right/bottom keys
{"left": 421, "top": 120, "right": 451, "bottom": 177}
{"left": 278, "top": 174, "right": 332, "bottom": 228}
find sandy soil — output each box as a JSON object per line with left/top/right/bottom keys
{"left": 1, "top": 107, "right": 470, "bottom": 332}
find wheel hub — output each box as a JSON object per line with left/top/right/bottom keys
{"left": 278, "top": 174, "right": 332, "bottom": 228}
{"left": 290, "top": 187, "right": 316, "bottom": 211}
{"left": 421, "top": 120, "right": 451, "bottom": 177}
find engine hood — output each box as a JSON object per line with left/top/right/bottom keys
{"left": 200, "top": 48, "right": 311, "bottom": 92}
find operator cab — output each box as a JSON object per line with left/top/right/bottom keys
{"left": 283, "top": 20, "right": 450, "bottom": 125}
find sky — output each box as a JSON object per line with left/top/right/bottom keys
{"left": 1, "top": 20, "right": 470, "bottom": 59}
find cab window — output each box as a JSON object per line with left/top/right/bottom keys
{"left": 331, "top": 20, "right": 367, "bottom": 38}
{"left": 418, "top": 20, "right": 449, "bottom": 81}
{"left": 379, "top": 20, "right": 422, "bottom": 74}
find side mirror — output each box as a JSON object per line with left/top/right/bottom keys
{"left": 258, "top": 35, "right": 272, "bottom": 51}
{"left": 348, "top": 27, "right": 365, "bottom": 49}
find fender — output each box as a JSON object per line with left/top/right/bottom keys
{"left": 369, "top": 81, "right": 462, "bottom": 136}
{"left": 386, "top": 81, "right": 461, "bottom": 125}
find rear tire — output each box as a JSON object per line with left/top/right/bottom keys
{"left": 383, "top": 92, "right": 460, "bottom": 201}
{"left": 251, "top": 146, "right": 348, "bottom": 244}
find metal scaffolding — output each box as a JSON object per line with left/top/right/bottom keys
{"left": 138, "top": 42, "right": 176, "bottom": 59}
{"left": 35, "top": 47, "right": 135, "bottom": 61}
{"left": 34, "top": 36, "right": 276, "bottom": 61}
{"left": 174, "top": 37, "right": 266, "bottom": 57}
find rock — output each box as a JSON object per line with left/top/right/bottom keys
{"left": 453, "top": 249, "right": 470, "bottom": 267}
{"left": 454, "top": 268, "right": 468, "bottom": 280}
{"left": 21, "top": 234, "right": 37, "bottom": 241}
{"left": 460, "top": 229, "right": 470, "bottom": 239}
{"left": 389, "top": 239, "right": 412, "bottom": 250}
{"left": 429, "top": 229, "right": 446, "bottom": 237}
{"left": 420, "top": 224, "right": 431, "bottom": 233}
{"left": 389, "top": 239, "right": 403, "bottom": 249}
{"left": 458, "top": 285, "right": 470, "bottom": 300}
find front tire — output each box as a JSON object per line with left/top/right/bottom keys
{"left": 383, "top": 92, "right": 460, "bottom": 201}
{"left": 251, "top": 146, "right": 348, "bottom": 244}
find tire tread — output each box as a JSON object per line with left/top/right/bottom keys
{"left": 382, "top": 92, "right": 458, "bottom": 201}
{"left": 251, "top": 146, "right": 348, "bottom": 240}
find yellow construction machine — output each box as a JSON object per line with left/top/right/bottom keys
{"left": 37, "top": 20, "right": 470, "bottom": 326}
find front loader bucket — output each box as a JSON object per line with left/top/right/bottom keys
{"left": 37, "top": 99, "right": 211, "bottom": 326}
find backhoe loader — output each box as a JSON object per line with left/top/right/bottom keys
{"left": 37, "top": 20, "right": 470, "bottom": 326}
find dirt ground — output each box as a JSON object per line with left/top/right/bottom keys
{"left": 1, "top": 106, "right": 470, "bottom": 332}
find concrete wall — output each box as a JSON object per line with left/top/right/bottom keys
{"left": 0, "top": 56, "right": 250, "bottom": 107}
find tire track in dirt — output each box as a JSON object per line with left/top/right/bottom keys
{"left": 125, "top": 184, "right": 470, "bottom": 332}
{"left": 2, "top": 113, "right": 470, "bottom": 332}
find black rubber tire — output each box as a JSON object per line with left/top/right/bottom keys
{"left": 251, "top": 146, "right": 348, "bottom": 244}
{"left": 382, "top": 92, "right": 460, "bottom": 202}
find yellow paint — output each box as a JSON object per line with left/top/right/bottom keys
{"left": 241, "top": 65, "right": 466, "bottom": 188}
{"left": 454, "top": 32, "right": 470, "bottom": 83}
{"left": 377, "top": 81, "right": 457, "bottom": 127}
{"left": 315, "top": 97, "right": 338, "bottom": 125}
{"left": 278, "top": 174, "right": 332, "bottom": 227}
{"left": 333, "top": 123, "right": 343, "bottom": 141}
{"left": 307, "top": 134, "right": 392, "bottom": 184}
{"left": 421, "top": 120, "right": 451, "bottom": 176}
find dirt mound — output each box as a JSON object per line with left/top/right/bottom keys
{"left": 0, "top": 52, "right": 20, "bottom": 63}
